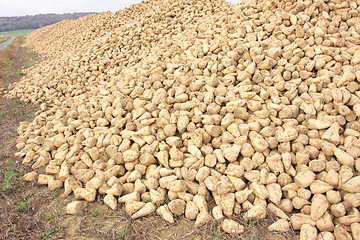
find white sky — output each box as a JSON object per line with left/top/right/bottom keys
{"left": 0, "top": 0, "right": 242, "bottom": 17}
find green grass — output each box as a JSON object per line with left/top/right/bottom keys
{"left": 6, "top": 159, "right": 16, "bottom": 166}
{"left": 0, "top": 29, "right": 35, "bottom": 36}
{"left": 247, "top": 218, "right": 259, "bottom": 226}
{"left": 41, "top": 224, "right": 63, "bottom": 240}
{"left": 90, "top": 208, "right": 99, "bottom": 216}
{"left": 116, "top": 228, "right": 128, "bottom": 239}
{"left": 17, "top": 200, "right": 28, "bottom": 211}
{"left": 43, "top": 212, "right": 58, "bottom": 221}
{"left": 3, "top": 170, "right": 15, "bottom": 191}
{"left": 214, "top": 230, "right": 227, "bottom": 240}
{"left": 15, "top": 70, "right": 26, "bottom": 75}
{"left": 0, "top": 37, "right": 9, "bottom": 43}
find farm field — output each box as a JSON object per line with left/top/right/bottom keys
{"left": 0, "top": 37, "right": 9, "bottom": 44}
{"left": 0, "top": 29, "right": 35, "bottom": 36}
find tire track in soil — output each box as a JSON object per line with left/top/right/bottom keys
{"left": 0, "top": 37, "right": 15, "bottom": 51}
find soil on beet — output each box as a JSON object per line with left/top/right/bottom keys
{"left": 0, "top": 38, "right": 299, "bottom": 240}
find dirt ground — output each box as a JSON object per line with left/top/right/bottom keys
{"left": 0, "top": 38, "right": 299, "bottom": 240}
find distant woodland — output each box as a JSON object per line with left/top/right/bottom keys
{"left": 0, "top": 12, "right": 97, "bottom": 32}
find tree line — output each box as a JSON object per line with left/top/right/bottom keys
{"left": 0, "top": 12, "right": 97, "bottom": 32}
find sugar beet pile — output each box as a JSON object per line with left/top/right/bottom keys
{"left": 6, "top": 0, "right": 360, "bottom": 238}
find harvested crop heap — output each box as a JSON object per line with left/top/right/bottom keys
{"left": 6, "top": 0, "right": 360, "bottom": 238}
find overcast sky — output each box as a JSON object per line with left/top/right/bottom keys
{"left": 0, "top": 0, "right": 242, "bottom": 17}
